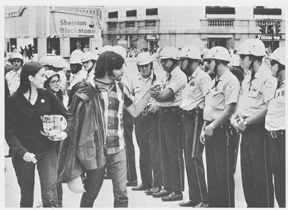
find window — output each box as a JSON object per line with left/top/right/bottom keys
{"left": 107, "top": 22, "right": 117, "bottom": 30}
{"left": 206, "top": 6, "right": 235, "bottom": 15}
{"left": 126, "top": 10, "right": 137, "bottom": 17}
{"left": 126, "top": 21, "right": 135, "bottom": 28}
{"left": 108, "top": 11, "right": 118, "bottom": 18}
{"left": 146, "top": 8, "right": 158, "bottom": 16}
{"left": 145, "top": 20, "right": 156, "bottom": 27}
{"left": 254, "top": 7, "right": 281, "bottom": 15}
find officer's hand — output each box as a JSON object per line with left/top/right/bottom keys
{"left": 23, "top": 152, "right": 37, "bottom": 164}
{"left": 149, "top": 103, "right": 160, "bottom": 113}
{"left": 230, "top": 118, "right": 240, "bottom": 133}
{"left": 204, "top": 125, "right": 214, "bottom": 136}
{"left": 48, "top": 131, "right": 68, "bottom": 141}
{"left": 200, "top": 130, "right": 206, "bottom": 144}
{"left": 237, "top": 118, "right": 247, "bottom": 132}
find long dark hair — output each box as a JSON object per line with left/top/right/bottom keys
{"left": 16, "top": 61, "right": 43, "bottom": 94}
{"left": 94, "top": 51, "right": 124, "bottom": 79}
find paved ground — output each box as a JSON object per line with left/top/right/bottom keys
{"left": 4, "top": 136, "right": 253, "bottom": 208}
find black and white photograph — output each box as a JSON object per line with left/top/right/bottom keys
{"left": 3, "top": 0, "right": 286, "bottom": 208}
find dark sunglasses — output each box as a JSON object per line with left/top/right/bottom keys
{"left": 239, "top": 54, "right": 247, "bottom": 60}
{"left": 270, "top": 60, "right": 278, "bottom": 66}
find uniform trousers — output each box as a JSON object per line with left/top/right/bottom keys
{"left": 134, "top": 111, "right": 163, "bottom": 187}
{"left": 182, "top": 108, "right": 208, "bottom": 204}
{"left": 241, "top": 122, "right": 274, "bottom": 207}
{"left": 205, "top": 123, "right": 235, "bottom": 207}
{"left": 267, "top": 130, "right": 285, "bottom": 207}
{"left": 158, "top": 108, "right": 184, "bottom": 192}
{"left": 123, "top": 109, "right": 137, "bottom": 182}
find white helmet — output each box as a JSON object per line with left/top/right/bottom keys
{"left": 67, "top": 176, "right": 86, "bottom": 193}
{"left": 204, "top": 46, "right": 230, "bottom": 62}
{"left": 69, "top": 55, "right": 83, "bottom": 65}
{"left": 237, "top": 39, "right": 266, "bottom": 57}
{"left": 50, "top": 56, "right": 68, "bottom": 69}
{"left": 71, "top": 49, "right": 84, "bottom": 58}
{"left": 136, "top": 52, "right": 155, "bottom": 65}
{"left": 112, "top": 45, "right": 127, "bottom": 59}
{"left": 178, "top": 45, "right": 201, "bottom": 60}
{"left": 269, "top": 47, "right": 285, "bottom": 66}
{"left": 81, "top": 51, "right": 98, "bottom": 63}
{"left": 159, "top": 46, "right": 179, "bottom": 60}
{"left": 99, "top": 45, "right": 113, "bottom": 55}
{"left": 10, "top": 52, "right": 23, "bottom": 62}
{"left": 40, "top": 55, "right": 55, "bottom": 66}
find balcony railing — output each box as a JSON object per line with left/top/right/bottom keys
{"left": 208, "top": 19, "right": 234, "bottom": 27}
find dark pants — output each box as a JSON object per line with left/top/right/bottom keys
{"left": 241, "top": 122, "right": 274, "bottom": 207}
{"left": 158, "top": 109, "right": 184, "bottom": 192}
{"left": 267, "top": 130, "right": 285, "bottom": 207}
{"left": 205, "top": 124, "right": 235, "bottom": 207}
{"left": 54, "top": 141, "right": 63, "bottom": 207}
{"left": 123, "top": 110, "right": 137, "bottom": 182}
{"left": 182, "top": 109, "right": 208, "bottom": 204}
{"left": 134, "top": 112, "right": 163, "bottom": 187}
{"left": 80, "top": 149, "right": 128, "bottom": 207}
{"left": 12, "top": 149, "right": 58, "bottom": 207}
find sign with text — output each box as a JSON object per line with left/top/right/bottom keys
{"left": 51, "top": 13, "right": 101, "bottom": 38}
{"left": 256, "top": 34, "right": 281, "bottom": 41}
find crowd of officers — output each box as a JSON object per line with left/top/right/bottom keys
{"left": 5, "top": 38, "right": 285, "bottom": 208}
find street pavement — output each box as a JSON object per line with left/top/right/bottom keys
{"left": 4, "top": 137, "right": 252, "bottom": 208}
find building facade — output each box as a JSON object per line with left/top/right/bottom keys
{"left": 103, "top": 6, "right": 285, "bottom": 54}
{"left": 5, "top": 6, "right": 103, "bottom": 60}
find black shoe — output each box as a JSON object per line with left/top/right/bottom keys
{"left": 152, "top": 189, "right": 171, "bottom": 198}
{"left": 126, "top": 180, "right": 138, "bottom": 187}
{"left": 179, "top": 200, "right": 208, "bottom": 207}
{"left": 132, "top": 183, "right": 151, "bottom": 191}
{"left": 145, "top": 186, "right": 162, "bottom": 195}
{"left": 162, "top": 192, "right": 183, "bottom": 201}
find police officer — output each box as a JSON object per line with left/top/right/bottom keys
{"left": 178, "top": 45, "right": 210, "bottom": 207}
{"left": 265, "top": 47, "right": 285, "bottom": 208}
{"left": 151, "top": 46, "right": 185, "bottom": 201}
{"left": 230, "top": 39, "right": 276, "bottom": 207}
{"left": 5, "top": 52, "right": 23, "bottom": 94}
{"left": 81, "top": 51, "right": 98, "bottom": 84}
{"left": 200, "top": 46, "right": 240, "bottom": 207}
{"left": 128, "top": 52, "right": 164, "bottom": 194}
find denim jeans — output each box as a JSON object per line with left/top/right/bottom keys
{"left": 12, "top": 149, "right": 58, "bottom": 207}
{"left": 80, "top": 149, "right": 128, "bottom": 207}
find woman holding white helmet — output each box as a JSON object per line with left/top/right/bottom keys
{"left": 230, "top": 39, "right": 276, "bottom": 207}
{"left": 200, "top": 46, "right": 240, "bottom": 207}
{"left": 265, "top": 47, "right": 285, "bottom": 208}
{"left": 5, "top": 62, "right": 72, "bottom": 207}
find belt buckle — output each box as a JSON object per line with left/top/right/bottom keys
{"left": 270, "top": 131, "right": 277, "bottom": 139}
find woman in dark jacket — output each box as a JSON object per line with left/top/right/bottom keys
{"left": 5, "top": 62, "right": 72, "bottom": 207}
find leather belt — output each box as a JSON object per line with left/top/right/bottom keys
{"left": 267, "top": 130, "right": 285, "bottom": 139}
{"left": 159, "top": 106, "right": 179, "bottom": 113}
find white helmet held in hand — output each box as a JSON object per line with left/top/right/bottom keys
{"left": 159, "top": 46, "right": 179, "bottom": 60}
{"left": 136, "top": 52, "right": 155, "bottom": 66}
{"left": 67, "top": 176, "right": 86, "bottom": 193}
{"left": 204, "top": 46, "right": 230, "bottom": 62}
{"left": 178, "top": 45, "right": 201, "bottom": 60}
{"left": 269, "top": 47, "right": 285, "bottom": 66}
{"left": 237, "top": 39, "right": 266, "bottom": 57}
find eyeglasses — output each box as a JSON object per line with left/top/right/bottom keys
{"left": 270, "top": 60, "right": 278, "bottom": 66}
{"left": 49, "top": 80, "right": 61, "bottom": 84}
{"left": 239, "top": 54, "right": 247, "bottom": 60}
{"left": 206, "top": 59, "right": 213, "bottom": 64}
{"left": 160, "top": 59, "right": 170, "bottom": 64}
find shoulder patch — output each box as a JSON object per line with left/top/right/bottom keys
{"left": 264, "top": 79, "right": 274, "bottom": 88}
{"left": 226, "top": 83, "right": 235, "bottom": 91}
{"left": 201, "top": 77, "right": 209, "bottom": 84}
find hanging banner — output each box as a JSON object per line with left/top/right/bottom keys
{"left": 51, "top": 12, "right": 101, "bottom": 38}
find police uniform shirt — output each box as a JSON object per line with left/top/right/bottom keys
{"left": 128, "top": 71, "right": 162, "bottom": 105}
{"left": 265, "top": 80, "right": 285, "bottom": 131}
{"left": 5, "top": 68, "right": 22, "bottom": 94}
{"left": 158, "top": 66, "right": 186, "bottom": 107}
{"left": 204, "top": 68, "right": 240, "bottom": 121}
{"left": 180, "top": 67, "right": 212, "bottom": 111}
{"left": 237, "top": 65, "right": 277, "bottom": 118}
